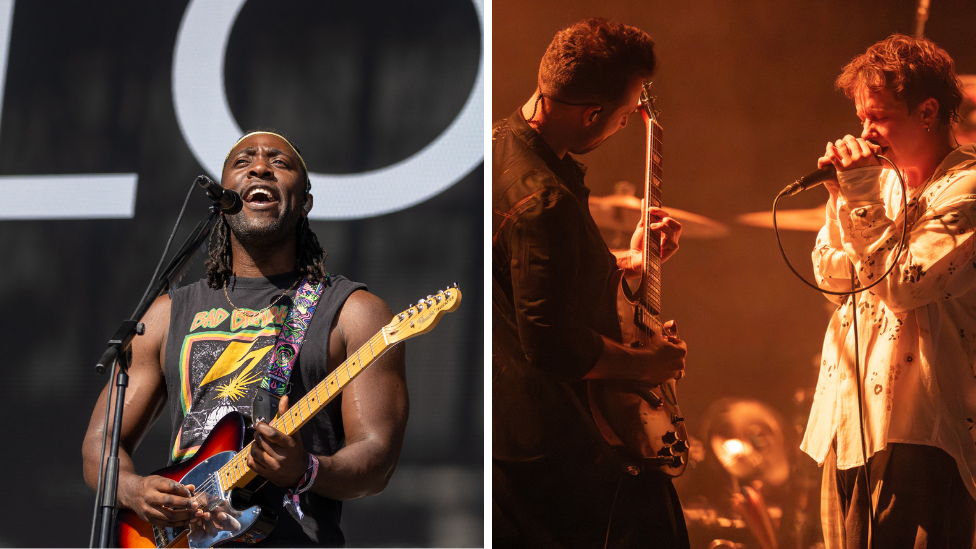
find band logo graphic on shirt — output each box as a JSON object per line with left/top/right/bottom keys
{"left": 204, "top": 340, "right": 274, "bottom": 401}
{"left": 189, "top": 308, "right": 229, "bottom": 331}
{"left": 189, "top": 305, "right": 289, "bottom": 332}
{"left": 173, "top": 315, "right": 285, "bottom": 462}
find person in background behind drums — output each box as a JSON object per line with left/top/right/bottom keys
{"left": 492, "top": 18, "right": 689, "bottom": 549}
{"left": 802, "top": 34, "right": 976, "bottom": 548}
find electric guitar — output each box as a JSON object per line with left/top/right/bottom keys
{"left": 115, "top": 285, "right": 462, "bottom": 548}
{"left": 588, "top": 83, "right": 690, "bottom": 476}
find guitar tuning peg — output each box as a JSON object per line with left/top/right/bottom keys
{"left": 398, "top": 313, "right": 405, "bottom": 321}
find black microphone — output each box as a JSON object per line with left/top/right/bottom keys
{"left": 779, "top": 166, "right": 835, "bottom": 197}
{"left": 779, "top": 139, "right": 883, "bottom": 197}
{"left": 196, "top": 175, "right": 242, "bottom": 214}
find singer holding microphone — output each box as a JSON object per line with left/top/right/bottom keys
{"left": 799, "top": 35, "right": 976, "bottom": 548}
{"left": 81, "top": 131, "right": 408, "bottom": 547}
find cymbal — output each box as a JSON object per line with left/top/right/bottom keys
{"left": 588, "top": 194, "right": 729, "bottom": 240}
{"left": 737, "top": 204, "right": 826, "bottom": 232}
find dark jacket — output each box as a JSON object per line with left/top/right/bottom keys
{"left": 491, "top": 109, "right": 690, "bottom": 549}
{"left": 491, "top": 109, "right": 623, "bottom": 462}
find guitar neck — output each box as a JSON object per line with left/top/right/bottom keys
{"left": 215, "top": 329, "right": 392, "bottom": 492}
{"left": 639, "top": 111, "right": 664, "bottom": 333}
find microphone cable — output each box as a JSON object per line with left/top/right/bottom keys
{"left": 772, "top": 155, "right": 909, "bottom": 549}
{"left": 137, "top": 178, "right": 199, "bottom": 305}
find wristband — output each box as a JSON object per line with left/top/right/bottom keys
{"left": 283, "top": 453, "right": 318, "bottom": 520}
{"left": 288, "top": 453, "right": 319, "bottom": 496}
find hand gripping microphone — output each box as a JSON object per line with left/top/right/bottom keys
{"left": 779, "top": 139, "right": 882, "bottom": 197}
{"left": 196, "top": 175, "right": 242, "bottom": 214}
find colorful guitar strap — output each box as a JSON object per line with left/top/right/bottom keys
{"left": 251, "top": 275, "right": 326, "bottom": 424}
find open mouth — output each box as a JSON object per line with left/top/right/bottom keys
{"left": 242, "top": 184, "right": 279, "bottom": 206}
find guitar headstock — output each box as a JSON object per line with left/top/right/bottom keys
{"left": 639, "top": 81, "right": 660, "bottom": 124}
{"left": 384, "top": 284, "right": 462, "bottom": 343}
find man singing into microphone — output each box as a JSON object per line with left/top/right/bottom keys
{"left": 801, "top": 35, "right": 976, "bottom": 547}
{"left": 82, "top": 131, "right": 408, "bottom": 546}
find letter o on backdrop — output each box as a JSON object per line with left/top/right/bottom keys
{"left": 172, "top": 0, "right": 484, "bottom": 220}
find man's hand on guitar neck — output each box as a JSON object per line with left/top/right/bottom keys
{"left": 248, "top": 395, "right": 311, "bottom": 489}
{"left": 584, "top": 320, "right": 686, "bottom": 385}
{"left": 615, "top": 203, "right": 682, "bottom": 279}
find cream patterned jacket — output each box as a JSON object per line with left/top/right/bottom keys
{"left": 801, "top": 145, "right": 976, "bottom": 500}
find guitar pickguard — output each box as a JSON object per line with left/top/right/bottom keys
{"left": 180, "top": 451, "right": 271, "bottom": 548}
{"left": 114, "top": 413, "right": 276, "bottom": 548}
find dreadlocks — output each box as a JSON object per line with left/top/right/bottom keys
{"left": 205, "top": 214, "right": 329, "bottom": 289}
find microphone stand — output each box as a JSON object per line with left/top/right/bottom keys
{"left": 92, "top": 201, "right": 223, "bottom": 548}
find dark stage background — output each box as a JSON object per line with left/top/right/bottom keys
{"left": 494, "top": 0, "right": 976, "bottom": 547}
{"left": 0, "top": 0, "right": 482, "bottom": 547}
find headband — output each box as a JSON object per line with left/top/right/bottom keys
{"left": 225, "top": 131, "right": 311, "bottom": 193}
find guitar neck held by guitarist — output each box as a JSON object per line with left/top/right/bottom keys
{"left": 518, "top": 48, "right": 685, "bottom": 391}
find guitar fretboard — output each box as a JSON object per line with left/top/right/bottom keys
{"left": 639, "top": 106, "right": 664, "bottom": 335}
{"left": 215, "top": 329, "right": 391, "bottom": 492}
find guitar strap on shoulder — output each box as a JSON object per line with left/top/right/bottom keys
{"left": 252, "top": 275, "right": 326, "bottom": 424}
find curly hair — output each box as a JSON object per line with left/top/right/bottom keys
{"left": 836, "top": 34, "right": 963, "bottom": 127}
{"left": 538, "top": 18, "right": 656, "bottom": 106}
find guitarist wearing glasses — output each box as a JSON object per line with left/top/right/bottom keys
{"left": 492, "top": 18, "right": 689, "bottom": 549}
{"left": 82, "top": 131, "right": 408, "bottom": 547}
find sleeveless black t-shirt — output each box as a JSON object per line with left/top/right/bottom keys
{"left": 163, "top": 271, "right": 365, "bottom": 546}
